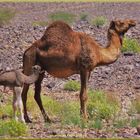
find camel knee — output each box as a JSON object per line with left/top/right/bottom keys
{"left": 16, "top": 90, "right": 23, "bottom": 108}
{"left": 80, "top": 94, "right": 88, "bottom": 103}
{"left": 22, "top": 85, "right": 29, "bottom": 101}
{"left": 34, "top": 85, "right": 41, "bottom": 101}
{"left": 13, "top": 103, "right": 17, "bottom": 116}
{"left": 13, "top": 98, "right": 17, "bottom": 111}
{"left": 17, "top": 99, "right": 23, "bottom": 110}
{"left": 13, "top": 99, "right": 18, "bottom": 120}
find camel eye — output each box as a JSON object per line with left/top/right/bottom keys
{"left": 120, "top": 22, "right": 124, "bottom": 26}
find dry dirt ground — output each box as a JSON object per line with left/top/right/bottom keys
{"left": 0, "top": 2, "right": 140, "bottom": 138}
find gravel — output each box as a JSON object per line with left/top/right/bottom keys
{"left": 0, "top": 2, "right": 140, "bottom": 138}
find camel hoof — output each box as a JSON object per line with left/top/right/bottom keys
{"left": 80, "top": 112, "right": 89, "bottom": 121}
{"left": 45, "top": 117, "right": 52, "bottom": 123}
{"left": 25, "top": 118, "right": 32, "bottom": 123}
{"left": 14, "top": 116, "right": 19, "bottom": 122}
{"left": 20, "top": 117, "right": 26, "bottom": 124}
{"left": 24, "top": 116, "right": 32, "bottom": 123}
{"left": 25, "top": 119, "right": 32, "bottom": 123}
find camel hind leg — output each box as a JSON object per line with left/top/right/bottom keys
{"left": 34, "top": 71, "right": 51, "bottom": 123}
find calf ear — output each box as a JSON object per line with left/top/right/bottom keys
{"left": 109, "top": 20, "right": 115, "bottom": 30}
{"left": 31, "top": 66, "right": 35, "bottom": 70}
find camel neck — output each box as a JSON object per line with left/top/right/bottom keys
{"left": 98, "top": 31, "right": 122, "bottom": 66}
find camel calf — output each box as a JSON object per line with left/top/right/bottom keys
{"left": 0, "top": 65, "right": 41, "bottom": 123}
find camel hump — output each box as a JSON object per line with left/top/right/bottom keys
{"left": 41, "top": 21, "right": 73, "bottom": 48}
{"left": 46, "top": 21, "right": 72, "bottom": 33}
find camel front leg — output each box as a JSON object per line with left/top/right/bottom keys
{"left": 34, "top": 72, "right": 51, "bottom": 123}
{"left": 22, "top": 84, "right": 31, "bottom": 123}
{"left": 22, "top": 44, "right": 36, "bottom": 123}
{"left": 80, "top": 70, "right": 89, "bottom": 119}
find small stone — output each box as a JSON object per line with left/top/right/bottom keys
{"left": 123, "top": 52, "right": 134, "bottom": 56}
{"left": 46, "top": 82, "right": 55, "bottom": 89}
{"left": 52, "top": 131, "right": 57, "bottom": 135}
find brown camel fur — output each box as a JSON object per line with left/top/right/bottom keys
{"left": 22, "top": 19, "right": 136, "bottom": 123}
{"left": 0, "top": 65, "right": 41, "bottom": 122}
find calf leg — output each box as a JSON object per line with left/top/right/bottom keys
{"left": 15, "top": 87, "right": 25, "bottom": 123}
{"left": 13, "top": 88, "right": 18, "bottom": 121}
{"left": 34, "top": 72, "right": 51, "bottom": 122}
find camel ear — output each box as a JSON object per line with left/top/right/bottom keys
{"left": 109, "top": 20, "right": 116, "bottom": 29}
{"left": 32, "top": 65, "right": 36, "bottom": 71}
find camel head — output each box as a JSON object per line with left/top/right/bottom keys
{"left": 31, "top": 65, "right": 42, "bottom": 74}
{"left": 109, "top": 19, "right": 136, "bottom": 37}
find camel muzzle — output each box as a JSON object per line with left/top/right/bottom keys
{"left": 119, "top": 32, "right": 124, "bottom": 39}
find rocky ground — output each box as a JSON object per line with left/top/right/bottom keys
{"left": 0, "top": 2, "right": 140, "bottom": 138}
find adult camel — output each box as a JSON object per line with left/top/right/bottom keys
{"left": 22, "top": 19, "right": 136, "bottom": 123}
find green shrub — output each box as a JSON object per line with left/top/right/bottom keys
{"left": 0, "top": 8, "right": 15, "bottom": 26}
{"left": 127, "top": 104, "right": 137, "bottom": 116}
{"left": 32, "top": 21, "right": 48, "bottom": 27}
{"left": 0, "top": 94, "right": 13, "bottom": 119}
{"left": 89, "top": 119, "right": 102, "bottom": 130}
{"left": 0, "top": 120, "right": 28, "bottom": 137}
{"left": 92, "top": 16, "right": 107, "bottom": 27}
{"left": 49, "top": 11, "right": 76, "bottom": 24}
{"left": 0, "top": 104, "right": 13, "bottom": 119}
{"left": 0, "top": 92, "right": 3, "bottom": 99}
{"left": 64, "top": 80, "right": 80, "bottom": 91}
{"left": 122, "top": 37, "right": 140, "bottom": 53}
{"left": 42, "top": 96, "right": 62, "bottom": 116}
{"left": 80, "top": 13, "right": 88, "bottom": 21}
{"left": 130, "top": 119, "right": 140, "bottom": 128}
{"left": 27, "top": 89, "right": 62, "bottom": 118}
{"left": 113, "top": 119, "right": 128, "bottom": 128}
{"left": 60, "top": 101, "right": 88, "bottom": 128}
{"left": 132, "top": 96, "right": 140, "bottom": 114}
{"left": 60, "top": 101, "right": 81, "bottom": 126}
{"left": 87, "top": 90, "right": 120, "bottom": 120}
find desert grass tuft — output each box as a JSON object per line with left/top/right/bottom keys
{"left": 64, "top": 80, "right": 80, "bottom": 91}
{"left": 49, "top": 11, "right": 76, "bottom": 24}
{"left": 122, "top": 37, "right": 140, "bottom": 53}
{"left": 87, "top": 90, "right": 120, "bottom": 121}
{"left": 32, "top": 21, "right": 48, "bottom": 27}
{"left": 0, "top": 8, "right": 16, "bottom": 26}
{"left": 0, "top": 120, "right": 28, "bottom": 137}
{"left": 92, "top": 16, "right": 107, "bottom": 27}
